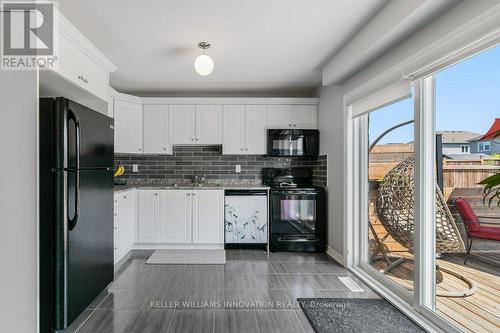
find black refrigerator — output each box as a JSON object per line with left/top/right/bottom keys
{"left": 39, "top": 97, "right": 114, "bottom": 333}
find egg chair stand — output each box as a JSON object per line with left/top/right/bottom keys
{"left": 368, "top": 121, "right": 477, "bottom": 298}
{"left": 370, "top": 157, "right": 477, "bottom": 297}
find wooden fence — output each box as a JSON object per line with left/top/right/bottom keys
{"left": 369, "top": 147, "right": 499, "bottom": 188}
{"left": 443, "top": 159, "right": 499, "bottom": 188}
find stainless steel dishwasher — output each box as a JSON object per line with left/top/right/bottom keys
{"left": 224, "top": 189, "right": 268, "bottom": 249}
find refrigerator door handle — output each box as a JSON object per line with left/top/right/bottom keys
{"left": 67, "top": 109, "right": 81, "bottom": 230}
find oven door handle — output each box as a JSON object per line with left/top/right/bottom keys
{"left": 277, "top": 237, "right": 319, "bottom": 242}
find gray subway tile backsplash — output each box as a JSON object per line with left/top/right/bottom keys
{"left": 115, "top": 145, "right": 327, "bottom": 187}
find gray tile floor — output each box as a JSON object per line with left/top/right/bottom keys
{"left": 66, "top": 250, "right": 380, "bottom": 332}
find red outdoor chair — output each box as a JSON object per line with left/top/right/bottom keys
{"left": 454, "top": 198, "right": 500, "bottom": 264}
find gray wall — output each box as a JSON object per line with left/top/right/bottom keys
{"left": 317, "top": 85, "right": 345, "bottom": 258}
{"left": 0, "top": 71, "right": 38, "bottom": 332}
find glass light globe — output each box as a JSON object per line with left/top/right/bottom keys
{"left": 194, "top": 54, "right": 214, "bottom": 76}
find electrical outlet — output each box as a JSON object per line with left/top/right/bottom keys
{"left": 132, "top": 164, "right": 139, "bottom": 173}
{"left": 235, "top": 164, "right": 241, "bottom": 173}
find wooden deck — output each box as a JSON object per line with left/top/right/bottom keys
{"left": 372, "top": 251, "right": 500, "bottom": 333}
{"left": 368, "top": 188, "right": 500, "bottom": 332}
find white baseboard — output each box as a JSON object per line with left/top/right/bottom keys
{"left": 326, "top": 245, "right": 345, "bottom": 266}
{"left": 132, "top": 243, "right": 224, "bottom": 250}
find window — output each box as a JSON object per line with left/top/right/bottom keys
{"left": 478, "top": 141, "right": 490, "bottom": 151}
{"left": 460, "top": 145, "right": 469, "bottom": 153}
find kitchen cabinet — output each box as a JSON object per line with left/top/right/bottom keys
{"left": 267, "top": 104, "right": 317, "bottom": 129}
{"left": 245, "top": 105, "right": 268, "bottom": 154}
{"left": 222, "top": 105, "right": 245, "bottom": 154}
{"left": 114, "top": 100, "right": 143, "bottom": 153}
{"left": 143, "top": 104, "right": 172, "bottom": 154}
{"left": 196, "top": 105, "right": 223, "bottom": 144}
{"left": 267, "top": 105, "right": 292, "bottom": 129}
{"left": 161, "top": 190, "right": 192, "bottom": 243}
{"left": 114, "top": 190, "right": 136, "bottom": 263}
{"left": 43, "top": 13, "right": 116, "bottom": 104}
{"left": 137, "top": 189, "right": 224, "bottom": 245}
{"left": 169, "top": 104, "right": 222, "bottom": 145}
{"left": 55, "top": 33, "right": 109, "bottom": 101}
{"left": 223, "top": 104, "right": 267, "bottom": 155}
{"left": 138, "top": 190, "right": 161, "bottom": 243}
{"left": 169, "top": 104, "right": 196, "bottom": 144}
{"left": 291, "top": 105, "right": 317, "bottom": 129}
{"left": 192, "top": 190, "right": 224, "bottom": 244}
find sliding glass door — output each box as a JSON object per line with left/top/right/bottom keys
{"left": 351, "top": 44, "right": 500, "bottom": 333}
{"left": 364, "top": 97, "right": 416, "bottom": 299}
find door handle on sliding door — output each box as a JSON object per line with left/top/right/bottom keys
{"left": 67, "top": 109, "right": 80, "bottom": 230}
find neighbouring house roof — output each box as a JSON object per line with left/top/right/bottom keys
{"left": 470, "top": 118, "right": 500, "bottom": 142}
{"left": 436, "top": 131, "right": 481, "bottom": 144}
{"left": 444, "top": 153, "right": 489, "bottom": 160}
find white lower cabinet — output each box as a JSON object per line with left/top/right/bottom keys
{"left": 114, "top": 190, "right": 137, "bottom": 263}
{"left": 138, "top": 190, "right": 161, "bottom": 243}
{"left": 192, "top": 190, "right": 224, "bottom": 244}
{"left": 137, "top": 189, "right": 224, "bottom": 245}
{"left": 161, "top": 190, "right": 192, "bottom": 243}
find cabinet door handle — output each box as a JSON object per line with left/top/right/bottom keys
{"left": 138, "top": 148, "right": 142, "bottom": 151}
{"left": 187, "top": 193, "right": 191, "bottom": 196}
{"left": 195, "top": 138, "right": 199, "bottom": 141}
{"left": 293, "top": 124, "right": 297, "bottom": 127}
{"left": 192, "top": 193, "right": 195, "bottom": 196}
{"left": 155, "top": 192, "right": 158, "bottom": 196}
{"left": 123, "top": 195, "right": 127, "bottom": 199}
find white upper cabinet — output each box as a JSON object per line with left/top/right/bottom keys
{"left": 245, "top": 105, "right": 268, "bottom": 154}
{"left": 291, "top": 105, "right": 318, "bottom": 129}
{"left": 113, "top": 98, "right": 318, "bottom": 155}
{"left": 169, "top": 105, "right": 196, "bottom": 144}
{"left": 267, "top": 104, "right": 317, "bottom": 129}
{"left": 267, "top": 105, "right": 292, "bottom": 128}
{"left": 114, "top": 100, "right": 143, "bottom": 153}
{"left": 161, "top": 190, "right": 192, "bottom": 243}
{"left": 169, "top": 104, "right": 222, "bottom": 145}
{"left": 43, "top": 11, "right": 116, "bottom": 103}
{"left": 196, "top": 105, "right": 223, "bottom": 144}
{"left": 192, "top": 190, "right": 224, "bottom": 244}
{"left": 223, "top": 105, "right": 245, "bottom": 154}
{"left": 143, "top": 104, "right": 171, "bottom": 154}
{"left": 223, "top": 104, "right": 267, "bottom": 155}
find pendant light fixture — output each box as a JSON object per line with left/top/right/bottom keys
{"left": 194, "top": 42, "right": 214, "bottom": 76}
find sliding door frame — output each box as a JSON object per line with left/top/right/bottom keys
{"left": 346, "top": 79, "right": 462, "bottom": 333}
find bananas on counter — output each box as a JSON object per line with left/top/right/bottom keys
{"left": 114, "top": 165, "right": 125, "bottom": 178}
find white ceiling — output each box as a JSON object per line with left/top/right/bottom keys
{"left": 58, "top": 0, "right": 388, "bottom": 96}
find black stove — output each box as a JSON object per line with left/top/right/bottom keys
{"left": 263, "top": 168, "right": 325, "bottom": 189}
{"left": 263, "top": 168, "right": 326, "bottom": 252}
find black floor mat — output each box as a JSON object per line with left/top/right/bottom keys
{"left": 298, "top": 298, "right": 426, "bottom": 333}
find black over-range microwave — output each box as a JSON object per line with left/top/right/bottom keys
{"left": 267, "top": 129, "right": 319, "bottom": 157}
